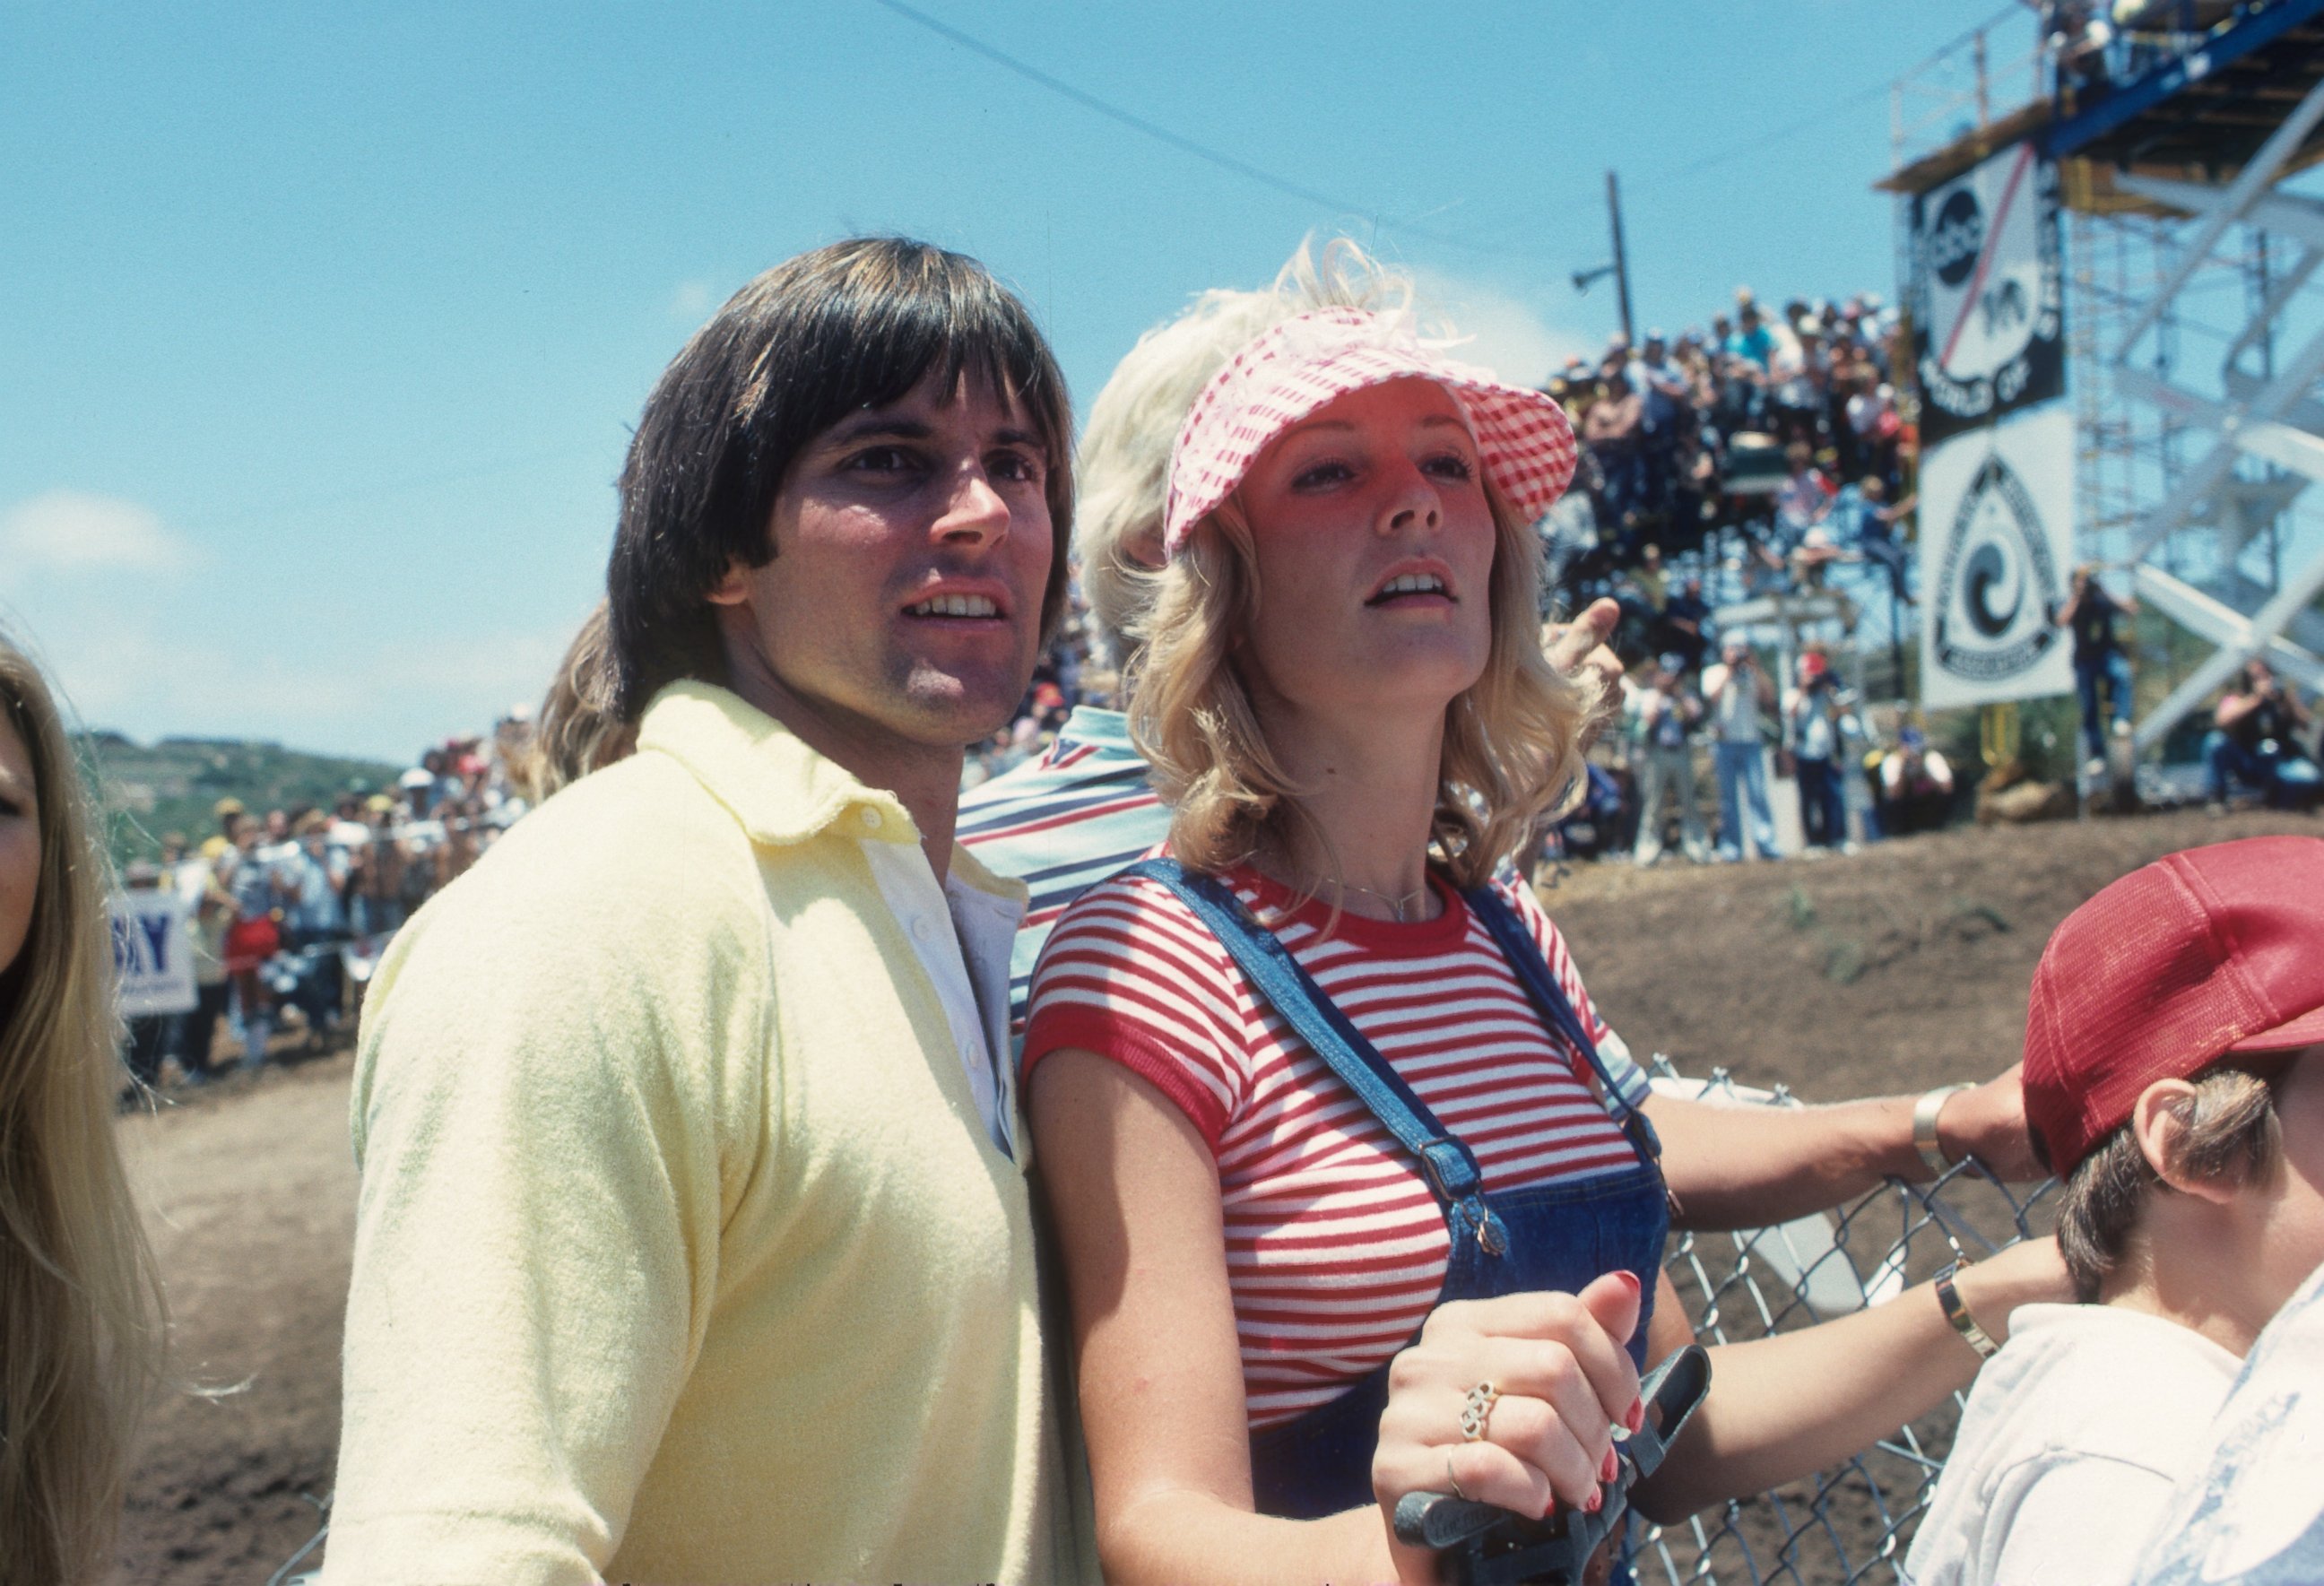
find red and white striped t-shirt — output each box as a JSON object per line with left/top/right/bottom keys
{"left": 1022, "top": 861, "right": 1651, "bottom": 1430}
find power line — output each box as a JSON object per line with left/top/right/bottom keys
{"left": 864, "top": 0, "right": 1539, "bottom": 258}
{"left": 867, "top": 0, "right": 1368, "bottom": 220}
{"left": 1661, "top": 78, "right": 1895, "bottom": 184}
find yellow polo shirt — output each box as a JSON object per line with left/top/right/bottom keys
{"left": 325, "top": 681, "right": 1096, "bottom": 1585}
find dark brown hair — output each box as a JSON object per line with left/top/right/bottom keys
{"left": 606, "top": 237, "right": 1075, "bottom": 719}
{"left": 2055, "top": 1064, "right": 2282, "bottom": 1303}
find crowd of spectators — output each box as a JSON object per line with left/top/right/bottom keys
{"left": 1539, "top": 283, "right": 1915, "bottom": 649}
{"left": 1525, "top": 282, "right": 1960, "bottom": 871}
{"left": 118, "top": 713, "right": 538, "bottom": 1090}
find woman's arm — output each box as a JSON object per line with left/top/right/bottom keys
{"left": 1031, "top": 1053, "right": 1644, "bottom": 1586}
{"left": 1643, "top": 1066, "right": 2042, "bottom": 1230}
{"left": 1032, "top": 1050, "right": 1411, "bottom": 1586}
{"left": 1634, "top": 1236, "right": 2071, "bottom": 1522}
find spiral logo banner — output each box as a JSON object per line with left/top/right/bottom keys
{"left": 1918, "top": 404, "right": 2076, "bottom": 710}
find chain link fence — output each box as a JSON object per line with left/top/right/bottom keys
{"left": 267, "top": 1061, "right": 2054, "bottom": 1585}
{"left": 1636, "top": 1061, "right": 2058, "bottom": 1586}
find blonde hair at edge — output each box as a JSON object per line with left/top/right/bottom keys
{"left": 0, "top": 636, "right": 162, "bottom": 1586}
{"left": 1126, "top": 244, "right": 1600, "bottom": 891}
{"left": 518, "top": 599, "right": 637, "bottom": 804}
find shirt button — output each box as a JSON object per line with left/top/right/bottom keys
{"left": 911, "top": 915, "right": 935, "bottom": 942}
{"left": 860, "top": 808, "right": 882, "bottom": 830}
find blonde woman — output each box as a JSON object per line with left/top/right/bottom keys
{"left": 0, "top": 634, "right": 162, "bottom": 1586}
{"left": 1020, "top": 309, "right": 2068, "bottom": 1584}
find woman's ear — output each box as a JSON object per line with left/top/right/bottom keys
{"left": 2133, "top": 1079, "right": 2240, "bottom": 1205}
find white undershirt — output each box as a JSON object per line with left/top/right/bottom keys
{"left": 860, "top": 837, "right": 1021, "bottom": 1157}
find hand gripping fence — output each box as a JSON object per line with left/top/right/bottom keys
{"left": 1397, "top": 1344, "right": 1713, "bottom": 1585}
{"left": 1626, "top": 1058, "right": 2058, "bottom": 1586}
{"left": 265, "top": 1058, "right": 2053, "bottom": 1585}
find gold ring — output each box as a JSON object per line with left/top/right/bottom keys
{"left": 1447, "top": 1450, "right": 1470, "bottom": 1502}
{"left": 1459, "top": 1380, "right": 1500, "bottom": 1442}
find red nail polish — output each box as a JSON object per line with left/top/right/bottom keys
{"left": 1610, "top": 1269, "right": 1643, "bottom": 1300}
{"left": 1601, "top": 1445, "right": 1619, "bottom": 1483}
{"left": 1626, "top": 1397, "right": 1645, "bottom": 1434}
{"left": 1585, "top": 1488, "right": 1604, "bottom": 1514}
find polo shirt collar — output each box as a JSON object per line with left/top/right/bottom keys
{"left": 636, "top": 680, "right": 1025, "bottom": 905}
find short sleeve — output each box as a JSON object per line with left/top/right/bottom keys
{"left": 1021, "top": 875, "right": 1253, "bottom": 1150}
{"left": 1498, "top": 877, "right": 1652, "bottom": 1111}
{"left": 1990, "top": 1458, "right": 2178, "bottom": 1585}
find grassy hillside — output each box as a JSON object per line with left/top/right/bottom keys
{"left": 82, "top": 732, "right": 403, "bottom": 865}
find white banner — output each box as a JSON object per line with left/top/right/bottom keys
{"left": 111, "top": 889, "right": 198, "bottom": 1018}
{"left": 1919, "top": 403, "right": 2077, "bottom": 710}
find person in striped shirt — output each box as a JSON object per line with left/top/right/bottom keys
{"left": 1019, "top": 280, "right": 2071, "bottom": 1586}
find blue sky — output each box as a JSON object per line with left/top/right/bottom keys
{"left": 2, "top": 1, "right": 2016, "bottom": 762}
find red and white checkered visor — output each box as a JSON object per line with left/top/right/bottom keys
{"left": 1162, "top": 307, "right": 1578, "bottom": 558}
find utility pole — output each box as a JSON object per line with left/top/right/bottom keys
{"left": 1606, "top": 169, "right": 1635, "bottom": 347}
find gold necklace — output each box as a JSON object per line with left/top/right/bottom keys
{"left": 1335, "top": 878, "right": 1431, "bottom": 923}
{"left": 1260, "top": 857, "right": 1432, "bottom": 923}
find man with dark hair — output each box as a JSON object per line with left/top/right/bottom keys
{"left": 325, "top": 238, "right": 1094, "bottom": 1585}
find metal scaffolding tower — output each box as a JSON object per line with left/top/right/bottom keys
{"left": 1885, "top": 0, "right": 2324, "bottom": 760}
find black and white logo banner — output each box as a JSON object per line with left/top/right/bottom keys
{"left": 1919, "top": 405, "right": 2076, "bottom": 710}
{"left": 1909, "top": 141, "right": 2065, "bottom": 448}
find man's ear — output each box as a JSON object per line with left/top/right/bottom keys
{"left": 2132, "top": 1079, "right": 2239, "bottom": 1205}
{"left": 706, "top": 562, "right": 750, "bottom": 608}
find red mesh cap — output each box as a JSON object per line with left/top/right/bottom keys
{"left": 2024, "top": 836, "right": 2324, "bottom": 1173}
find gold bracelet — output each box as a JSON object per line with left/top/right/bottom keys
{"left": 1936, "top": 1261, "right": 1999, "bottom": 1360}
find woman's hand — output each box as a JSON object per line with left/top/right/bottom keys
{"left": 1950, "top": 1235, "right": 2073, "bottom": 1349}
{"left": 1372, "top": 1270, "right": 1645, "bottom": 1547}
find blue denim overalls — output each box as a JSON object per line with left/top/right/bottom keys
{"left": 1118, "top": 860, "right": 1671, "bottom": 1521}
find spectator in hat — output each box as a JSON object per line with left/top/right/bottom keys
{"left": 1906, "top": 836, "right": 2324, "bottom": 1586}
{"left": 2204, "top": 658, "right": 2321, "bottom": 813}
{"left": 1630, "top": 655, "right": 1709, "bottom": 867}
{"left": 2057, "top": 563, "right": 2138, "bottom": 777}
{"left": 1024, "top": 280, "right": 2064, "bottom": 1585}
{"left": 1789, "top": 525, "right": 1848, "bottom": 591}
{"left": 1787, "top": 649, "right": 1854, "bottom": 852}
{"left": 1582, "top": 360, "right": 1647, "bottom": 535}
{"left": 1876, "top": 726, "right": 1955, "bottom": 836}
{"left": 1839, "top": 475, "right": 1914, "bottom": 604}
{"left": 1703, "top": 636, "right": 1781, "bottom": 861}
{"left": 960, "top": 240, "right": 1624, "bottom": 1036}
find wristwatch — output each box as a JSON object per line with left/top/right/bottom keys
{"left": 1912, "top": 1082, "right": 1974, "bottom": 1177}
{"left": 1935, "top": 1261, "right": 2000, "bottom": 1360}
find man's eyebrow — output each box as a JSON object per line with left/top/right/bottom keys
{"left": 992, "top": 426, "right": 1050, "bottom": 454}
{"left": 819, "top": 414, "right": 933, "bottom": 446}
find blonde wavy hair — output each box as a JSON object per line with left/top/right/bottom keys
{"left": 516, "top": 601, "right": 637, "bottom": 804}
{"left": 0, "top": 635, "right": 163, "bottom": 1586}
{"left": 1128, "top": 271, "right": 1600, "bottom": 889}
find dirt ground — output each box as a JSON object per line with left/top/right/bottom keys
{"left": 107, "top": 806, "right": 2320, "bottom": 1584}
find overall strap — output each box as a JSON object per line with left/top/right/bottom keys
{"left": 1463, "top": 883, "right": 1661, "bottom": 1161}
{"left": 1117, "top": 858, "right": 1508, "bottom": 1257}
